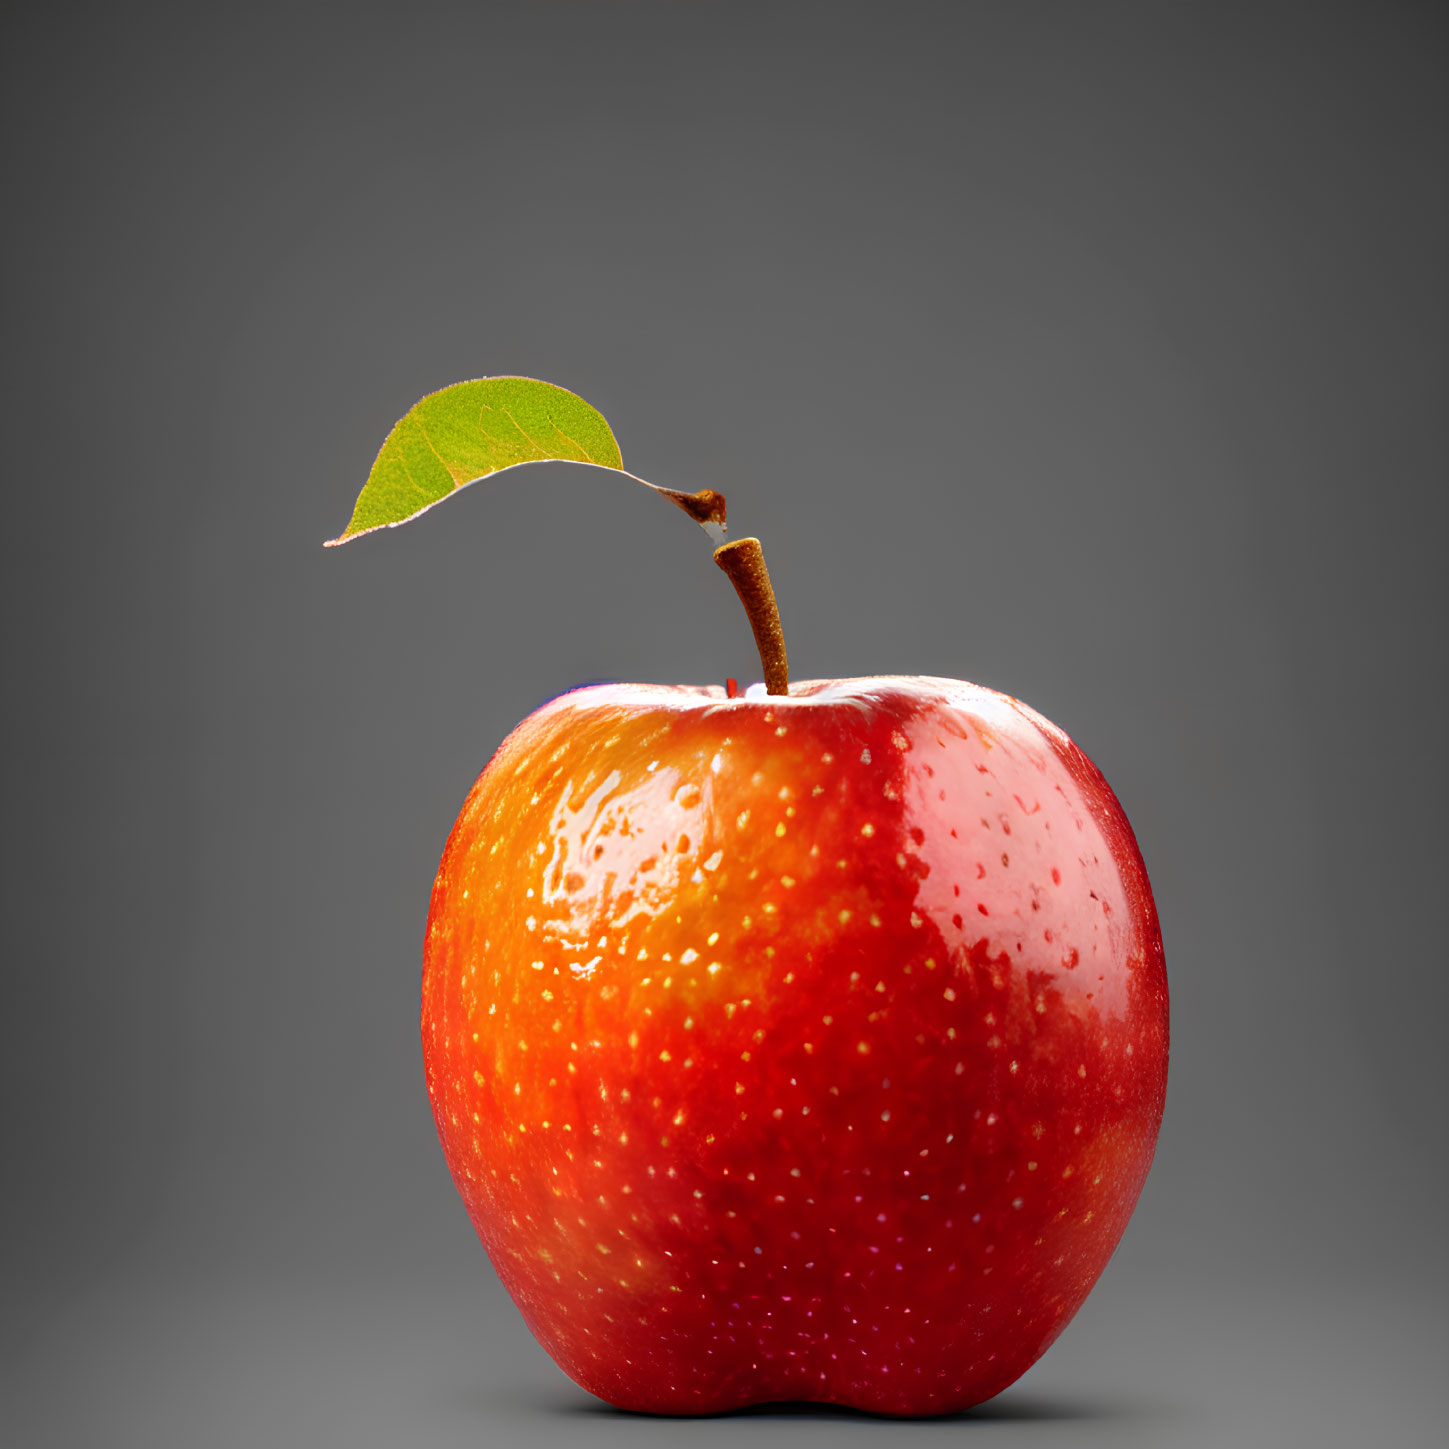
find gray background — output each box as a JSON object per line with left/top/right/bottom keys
{"left": 3, "top": 1, "right": 1445, "bottom": 1444}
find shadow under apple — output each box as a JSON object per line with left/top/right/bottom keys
{"left": 468, "top": 1381, "right": 1170, "bottom": 1425}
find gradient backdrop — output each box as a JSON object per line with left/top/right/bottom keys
{"left": 3, "top": 3, "right": 1445, "bottom": 1445}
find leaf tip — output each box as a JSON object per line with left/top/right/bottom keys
{"left": 324, "top": 521, "right": 376, "bottom": 547}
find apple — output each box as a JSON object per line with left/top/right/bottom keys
{"left": 330, "top": 376, "right": 1167, "bottom": 1414}
{"left": 421, "top": 674, "right": 1167, "bottom": 1414}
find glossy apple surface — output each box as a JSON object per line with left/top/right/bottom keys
{"left": 422, "top": 677, "right": 1167, "bottom": 1414}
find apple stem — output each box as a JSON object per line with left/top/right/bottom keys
{"left": 714, "top": 538, "right": 789, "bottom": 696}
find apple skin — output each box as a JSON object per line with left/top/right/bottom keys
{"left": 422, "top": 677, "right": 1167, "bottom": 1415}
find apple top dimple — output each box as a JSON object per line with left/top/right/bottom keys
{"left": 536, "top": 675, "right": 1035, "bottom": 719}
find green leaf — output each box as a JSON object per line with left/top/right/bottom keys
{"left": 326, "top": 377, "right": 626, "bottom": 546}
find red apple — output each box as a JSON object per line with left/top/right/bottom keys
{"left": 421, "top": 675, "right": 1167, "bottom": 1414}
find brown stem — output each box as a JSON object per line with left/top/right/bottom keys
{"left": 662, "top": 487, "right": 727, "bottom": 530}
{"left": 714, "top": 538, "right": 789, "bottom": 696}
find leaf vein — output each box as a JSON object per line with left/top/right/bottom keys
{"left": 412, "top": 417, "right": 468, "bottom": 488}
{"left": 499, "top": 406, "right": 552, "bottom": 460}
{"left": 544, "top": 410, "right": 598, "bottom": 465}
{"left": 387, "top": 432, "right": 438, "bottom": 505}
